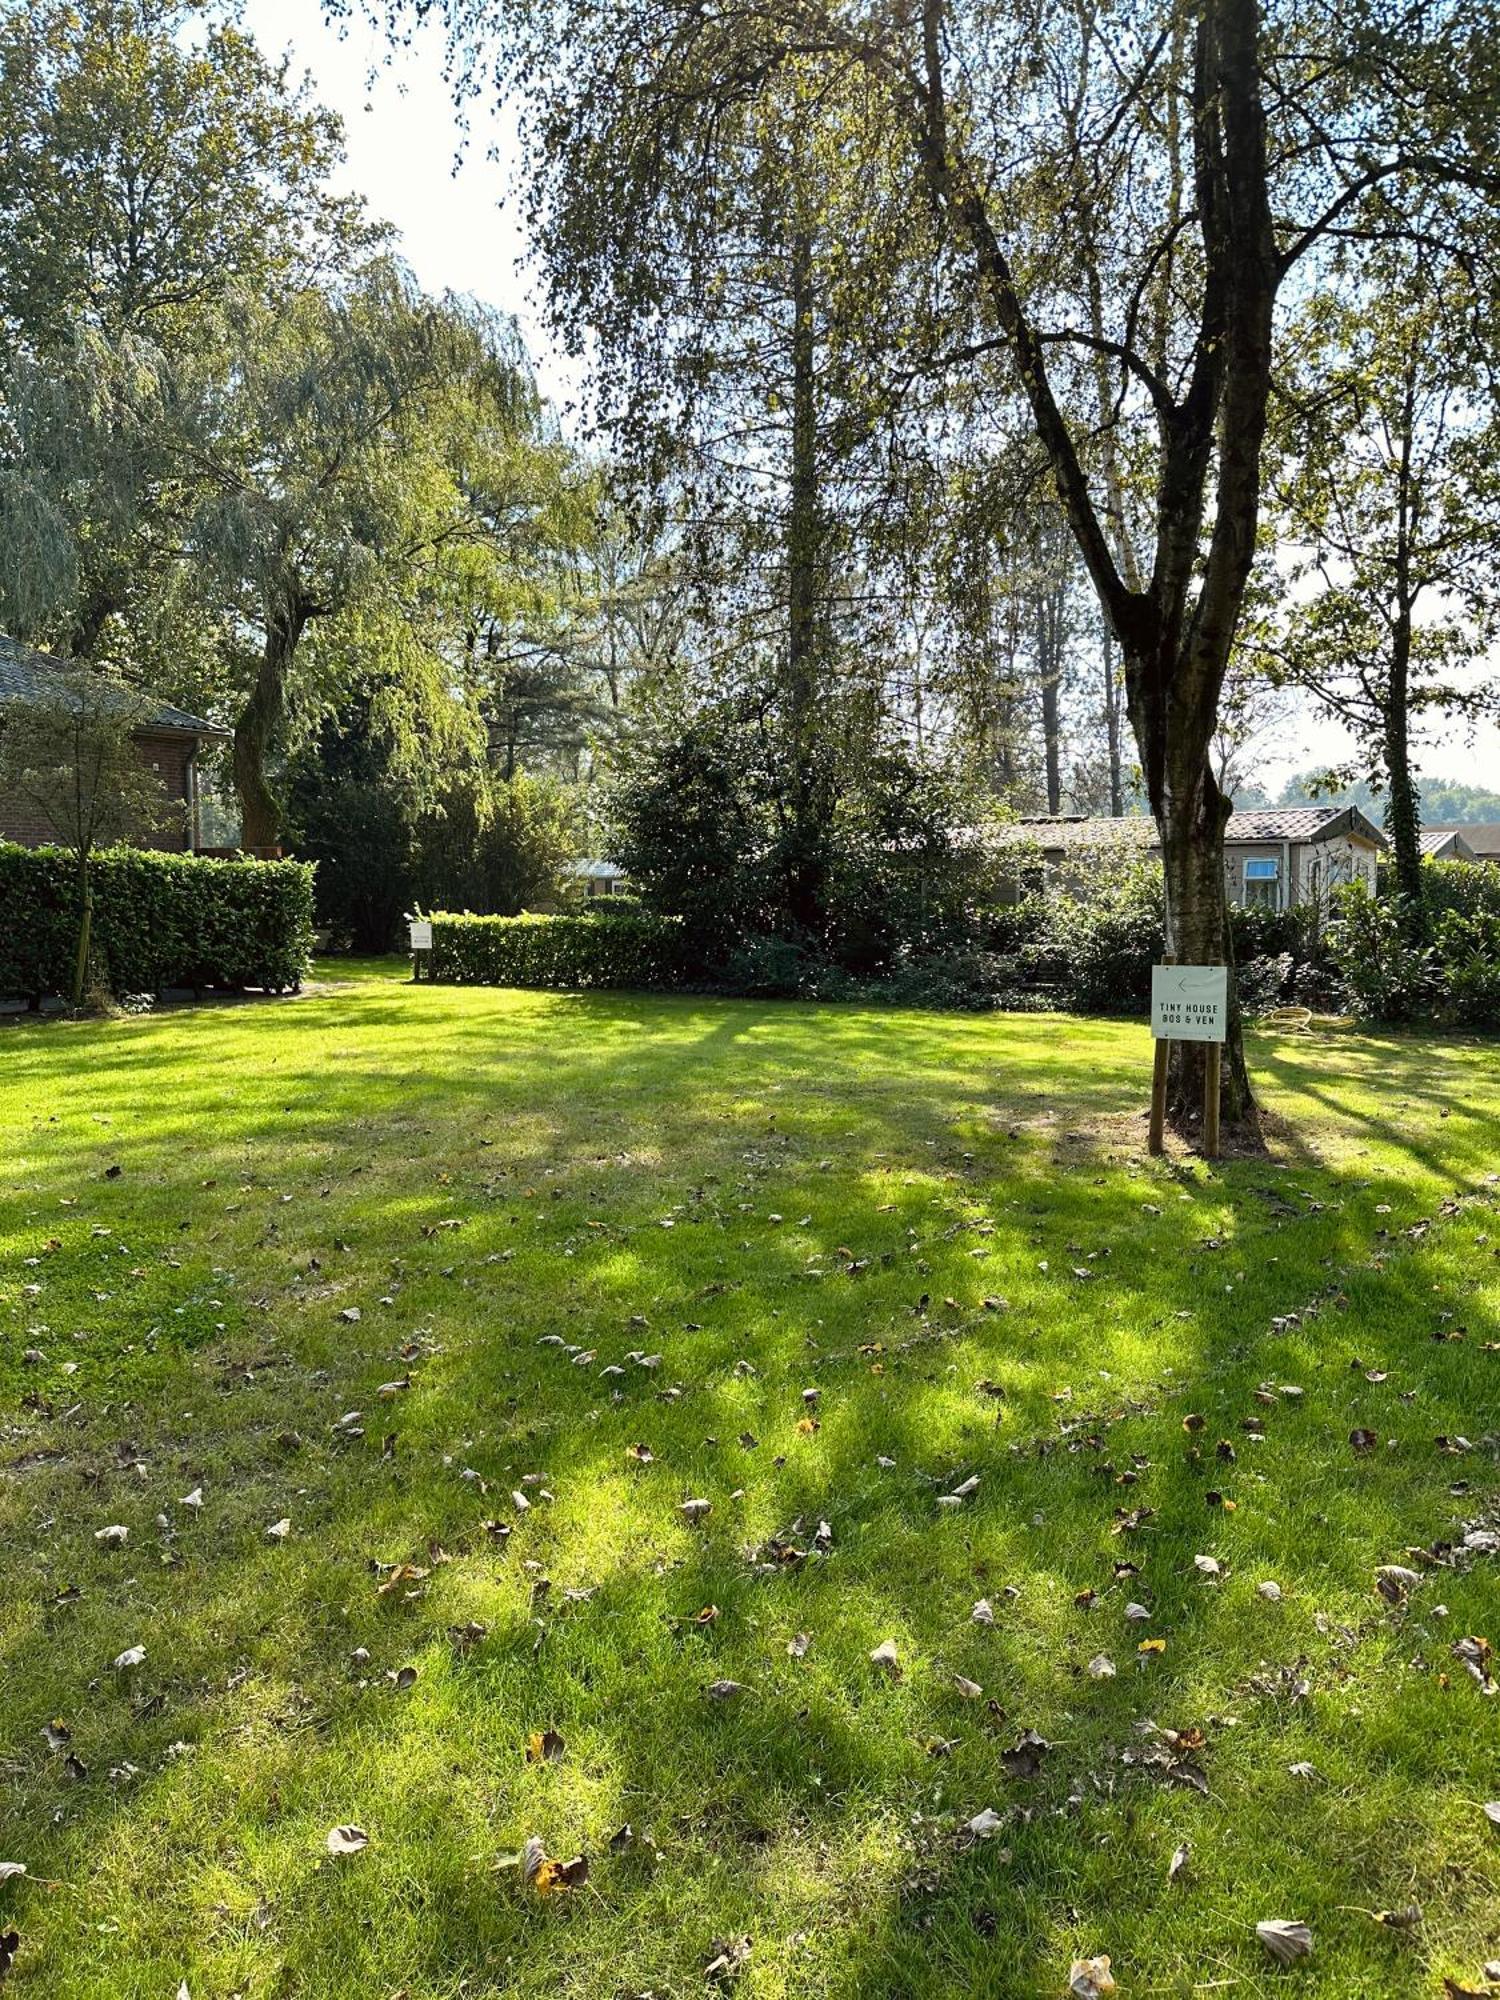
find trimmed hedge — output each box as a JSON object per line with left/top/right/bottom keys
{"left": 0, "top": 844, "right": 315, "bottom": 1001}
{"left": 431, "top": 910, "right": 695, "bottom": 990}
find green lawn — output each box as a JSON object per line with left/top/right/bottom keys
{"left": 2, "top": 965, "right": 1498, "bottom": 1999}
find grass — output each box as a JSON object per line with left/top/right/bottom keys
{"left": 2, "top": 961, "right": 1498, "bottom": 2000}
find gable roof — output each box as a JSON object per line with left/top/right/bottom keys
{"left": 1420, "top": 826, "right": 1476, "bottom": 859}
{"left": 1427, "top": 821, "right": 1500, "bottom": 857}
{"left": 1002, "top": 804, "right": 1387, "bottom": 851}
{"left": 0, "top": 634, "right": 227, "bottom": 740}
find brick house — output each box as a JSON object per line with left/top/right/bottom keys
{"left": 999, "top": 804, "right": 1387, "bottom": 922}
{"left": 0, "top": 634, "right": 228, "bottom": 852}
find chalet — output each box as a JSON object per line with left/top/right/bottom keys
{"left": 0, "top": 634, "right": 227, "bottom": 852}
{"left": 999, "top": 805, "right": 1387, "bottom": 918}
{"left": 1425, "top": 823, "right": 1500, "bottom": 865}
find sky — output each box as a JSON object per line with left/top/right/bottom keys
{"left": 241, "top": 1, "right": 1500, "bottom": 805}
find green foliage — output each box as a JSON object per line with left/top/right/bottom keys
{"left": 1023, "top": 859, "right": 1165, "bottom": 1013}
{"left": 1325, "top": 862, "right": 1500, "bottom": 1028}
{"left": 0, "top": 0, "right": 365, "bottom": 346}
{"left": 1276, "top": 770, "right": 1500, "bottom": 828}
{"left": 430, "top": 909, "right": 693, "bottom": 990}
{"left": 0, "top": 844, "right": 314, "bottom": 999}
{"left": 1432, "top": 906, "right": 1500, "bottom": 1028}
{"left": 608, "top": 707, "right": 1005, "bottom": 982}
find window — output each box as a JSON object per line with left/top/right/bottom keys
{"left": 1243, "top": 856, "right": 1280, "bottom": 910}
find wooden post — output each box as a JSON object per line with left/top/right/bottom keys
{"left": 1148, "top": 1037, "right": 1170, "bottom": 1156}
{"left": 1203, "top": 1040, "right": 1222, "bottom": 1158}
{"left": 1148, "top": 952, "right": 1174, "bottom": 1156}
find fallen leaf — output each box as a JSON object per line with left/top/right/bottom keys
{"left": 1068, "top": 1956, "right": 1116, "bottom": 1999}
{"left": 266, "top": 1518, "right": 291, "bottom": 1542}
{"left": 704, "top": 1934, "right": 751, "bottom": 1984}
{"left": 1168, "top": 1842, "right": 1190, "bottom": 1882}
{"left": 533, "top": 1853, "right": 588, "bottom": 1896}
{"left": 1257, "top": 1918, "right": 1313, "bottom": 1964}
{"left": 705, "top": 1679, "right": 748, "bottom": 1700}
{"left": 953, "top": 1675, "right": 983, "bottom": 1699}
{"left": 1086, "top": 1654, "right": 1117, "bottom": 1680}
{"left": 325, "top": 1825, "right": 369, "bottom": 1856}
{"left": 787, "top": 1632, "right": 811, "bottom": 1659}
{"left": 525, "top": 1730, "right": 565, "bottom": 1764}
{"left": 966, "top": 1807, "right": 1004, "bottom": 1839}
{"left": 869, "top": 1640, "right": 901, "bottom": 1679}
{"left": 111, "top": 1646, "right": 145, "bottom": 1671}
{"left": 0, "top": 1866, "right": 25, "bottom": 1885}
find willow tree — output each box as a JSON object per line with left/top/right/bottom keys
{"left": 178, "top": 260, "right": 553, "bottom": 849}
{"left": 360, "top": 0, "right": 1499, "bottom": 1136}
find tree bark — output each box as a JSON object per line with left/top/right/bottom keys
{"left": 1383, "top": 363, "right": 1426, "bottom": 935}
{"left": 233, "top": 598, "right": 310, "bottom": 851}
{"left": 782, "top": 217, "right": 830, "bottom": 937}
{"left": 1038, "top": 580, "right": 1064, "bottom": 813}
{"left": 1383, "top": 619, "right": 1424, "bottom": 926}
{"left": 1101, "top": 629, "right": 1124, "bottom": 815}
{"left": 71, "top": 853, "right": 94, "bottom": 1010}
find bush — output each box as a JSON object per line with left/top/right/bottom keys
{"left": 1431, "top": 907, "right": 1500, "bottom": 1027}
{"left": 0, "top": 844, "right": 315, "bottom": 1001}
{"left": 1025, "top": 859, "right": 1165, "bottom": 1011}
{"left": 430, "top": 910, "right": 696, "bottom": 990}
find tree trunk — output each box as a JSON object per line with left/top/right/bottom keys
{"left": 1132, "top": 660, "right": 1256, "bottom": 1131}
{"left": 1383, "top": 620, "right": 1424, "bottom": 929}
{"left": 1384, "top": 366, "right": 1426, "bottom": 937}
{"left": 1102, "top": 629, "right": 1124, "bottom": 815}
{"left": 782, "top": 218, "right": 830, "bottom": 938}
{"left": 907, "top": 0, "right": 1275, "bottom": 1144}
{"left": 233, "top": 600, "right": 308, "bottom": 851}
{"left": 72, "top": 853, "right": 94, "bottom": 1010}
{"left": 1038, "top": 584, "right": 1063, "bottom": 813}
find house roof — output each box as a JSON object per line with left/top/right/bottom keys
{"left": 1427, "top": 822, "right": 1500, "bottom": 857}
{"left": 1420, "top": 827, "right": 1476, "bottom": 858}
{"left": 0, "top": 633, "right": 228, "bottom": 740}
{"left": 1001, "top": 804, "right": 1388, "bottom": 851}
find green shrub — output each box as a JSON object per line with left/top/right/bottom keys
{"left": 1431, "top": 907, "right": 1500, "bottom": 1027}
{"left": 1325, "top": 883, "right": 1435, "bottom": 1021}
{"left": 1025, "top": 859, "right": 1165, "bottom": 1012}
{"left": 430, "top": 910, "right": 696, "bottom": 990}
{"left": 0, "top": 844, "right": 315, "bottom": 1001}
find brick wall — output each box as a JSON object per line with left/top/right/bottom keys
{"left": 0, "top": 729, "right": 195, "bottom": 850}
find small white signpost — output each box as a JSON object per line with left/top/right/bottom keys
{"left": 408, "top": 917, "right": 432, "bottom": 981}
{"left": 1150, "top": 964, "right": 1227, "bottom": 1043}
{"left": 1149, "top": 962, "right": 1228, "bottom": 1158}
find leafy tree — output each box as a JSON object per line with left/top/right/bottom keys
{"left": 0, "top": 668, "right": 175, "bottom": 1003}
{"left": 177, "top": 260, "right": 553, "bottom": 847}
{"left": 0, "top": 0, "right": 365, "bottom": 348}
{"left": 1278, "top": 771, "right": 1500, "bottom": 827}
{"left": 0, "top": 0, "right": 376, "bottom": 669}
{"left": 1262, "top": 257, "right": 1500, "bottom": 927}
{"left": 373, "top": 0, "right": 1500, "bottom": 1135}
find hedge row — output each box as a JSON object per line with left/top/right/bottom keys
{"left": 430, "top": 909, "right": 695, "bottom": 990}
{"left": 0, "top": 844, "right": 316, "bottom": 1000}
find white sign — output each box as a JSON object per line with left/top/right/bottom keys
{"left": 408, "top": 918, "right": 433, "bottom": 952}
{"left": 1151, "top": 964, "right": 1227, "bottom": 1042}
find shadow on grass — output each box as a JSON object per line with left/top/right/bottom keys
{"left": 2, "top": 985, "right": 1498, "bottom": 1996}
